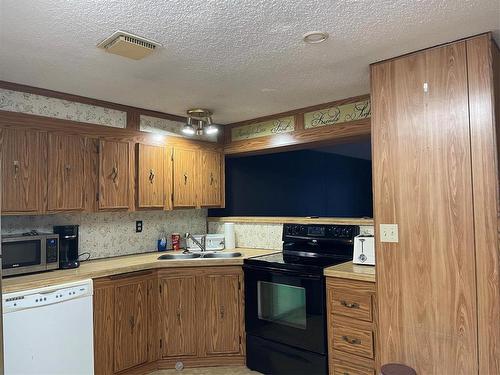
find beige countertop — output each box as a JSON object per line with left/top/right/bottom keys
{"left": 2, "top": 248, "right": 279, "bottom": 294}
{"left": 324, "top": 261, "right": 376, "bottom": 282}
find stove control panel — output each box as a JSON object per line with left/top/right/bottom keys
{"left": 283, "top": 224, "right": 358, "bottom": 240}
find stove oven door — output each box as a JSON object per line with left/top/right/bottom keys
{"left": 243, "top": 264, "right": 326, "bottom": 354}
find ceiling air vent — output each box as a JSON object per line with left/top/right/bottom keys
{"left": 97, "top": 30, "right": 161, "bottom": 60}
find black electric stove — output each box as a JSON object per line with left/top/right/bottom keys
{"left": 244, "top": 223, "right": 359, "bottom": 375}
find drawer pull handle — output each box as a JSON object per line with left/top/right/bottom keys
{"left": 342, "top": 335, "right": 361, "bottom": 345}
{"left": 340, "top": 300, "right": 359, "bottom": 309}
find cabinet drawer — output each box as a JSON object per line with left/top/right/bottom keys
{"left": 332, "top": 321, "right": 374, "bottom": 359}
{"left": 330, "top": 289, "right": 373, "bottom": 322}
{"left": 332, "top": 359, "right": 374, "bottom": 375}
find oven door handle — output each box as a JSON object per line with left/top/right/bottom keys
{"left": 243, "top": 264, "right": 322, "bottom": 280}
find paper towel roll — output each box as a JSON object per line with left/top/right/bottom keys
{"left": 224, "top": 222, "right": 236, "bottom": 250}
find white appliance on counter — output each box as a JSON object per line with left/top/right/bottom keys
{"left": 3, "top": 279, "right": 94, "bottom": 375}
{"left": 187, "top": 234, "right": 225, "bottom": 251}
{"left": 353, "top": 235, "right": 375, "bottom": 265}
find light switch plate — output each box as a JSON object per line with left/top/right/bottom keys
{"left": 380, "top": 224, "right": 399, "bottom": 243}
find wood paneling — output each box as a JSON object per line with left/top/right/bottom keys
{"left": 371, "top": 41, "right": 478, "bottom": 374}
{"left": 99, "top": 140, "right": 130, "bottom": 209}
{"left": 47, "top": 133, "right": 85, "bottom": 211}
{"left": 329, "top": 289, "right": 373, "bottom": 322}
{"left": 94, "top": 285, "right": 115, "bottom": 375}
{"left": 137, "top": 144, "right": 167, "bottom": 208}
{"left": 0, "top": 128, "right": 45, "bottom": 212}
{"left": 114, "top": 280, "right": 149, "bottom": 372}
{"left": 203, "top": 273, "right": 241, "bottom": 355}
{"left": 159, "top": 273, "right": 197, "bottom": 357}
{"left": 466, "top": 33, "right": 500, "bottom": 375}
{"left": 172, "top": 147, "right": 197, "bottom": 208}
{"left": 199, "top": 150, "right": 222, "bottom": 207}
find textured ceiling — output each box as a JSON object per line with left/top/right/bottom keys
{"left": 1, "top": 0, "right": 499, "bottom": 124}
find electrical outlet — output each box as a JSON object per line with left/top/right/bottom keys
{"left": 380, "top": 224, "right": 399, "bottom": 243}
{"left": 136, "top": 221, "right": 143, "bottom": 233}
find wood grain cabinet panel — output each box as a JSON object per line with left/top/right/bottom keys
{"left": 47, "top": 133, "right": 85, "bottom": 211}
{"left": 203, "top": 273, "right": 241, "bottom": 355}
{"left": 113, "top": 280, "right": 149, "bottom": 372}
{"left": 199, "top": 150, "right": 222, "bottom": 207}
{"left": 329, "top": 289, "right": 372, "bottom": 322}
{"left": 99, "top": 140, "right": 130, "bottom": 210}
{"left": 159, "top": 274, "right": 198, "bottom": 358}
{"left": 371, "top": 41, "right": 478, "bottom": 374}
{"left": 137, "top": 144, "right": 168, "bottom": 209}
{"left": 332, "top": 359, "right": 375, "bottom": 375}
{"left": 172, "top": 147, "right": 197, "bottom": 208}
{"left": 0, "top": 128, "right": 46, "bottom": 213}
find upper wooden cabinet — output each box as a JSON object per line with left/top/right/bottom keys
{"left": 172, "top": 147, "right": 197, "bottom": 208}
{"left": 137, "top": 144, "right": 171, "bottom": 209}
{"left": 47, "top": 133, "right": 86, "bottom": 211}
{"left": 199, "top": 150, "right": 222, "bottom": 207}
{"left": 98, "top": 140, "right": 130, "bottom": 210}
{"left": 0, "top": 128, "right": 46, "bottom": 213}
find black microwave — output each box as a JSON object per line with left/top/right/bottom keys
{"left": 1, "top": 233, "right": 59, "bottom": 276}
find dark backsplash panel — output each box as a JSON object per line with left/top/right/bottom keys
{"left": 209, "top": 149, "right": 373, "bottom": 218}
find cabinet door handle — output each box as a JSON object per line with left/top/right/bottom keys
{"left": 210, "top": 172, "right": 214, "bottom": 186}
{"left": 13, "top": 160, "right": 19, "bottom": 178}
{"left": 149, "top": 169, "right": 155, "bottom": 183}
{"left": 176, "top": 309, "right": 181, "bottom": 323}
{"left": 111, "top": 166, "right": 118, "bottom": 183}
{"left": 340, "top": 300, "right": 359, "bottom": 309}
{"left": 220, "top": 305, "right": 225, "bottom": 319}
{"left": 342, "top": 335, "right": 361, "bottom": 345}
{"left": 184, "top": 173, "right": 188, "bottom": 185}
{"left": 129, "top": 316, "right": 135, "bottom": 330}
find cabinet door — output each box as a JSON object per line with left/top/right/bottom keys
{"left": 159, "top": 274, "right": 197, "bottom": 357}
{"left": 137, "top": 144, "right": 166, "bottom": 208}
{"left": 200, "top": 150, "right": 222, "bottom": 207}
{"left": 99, "top": 140, "right": 129, "bottom": 209}
{"left": 48, "top": 133, "right": 85, "bottom": 211}
{"left": 172, "top": 147, "right": 197, "bottom": 207}
{"left": 203, "top": 273, "right": 241, "bottom": 355}
{"left": 114, "top": 280, "right": 149, "bottom": 373}
{"left": 0, "top": 128, "right": 45, "bottom": 213}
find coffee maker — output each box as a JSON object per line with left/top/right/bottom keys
{"left": 53, "top": 225, "right": 80, "bottom": 269}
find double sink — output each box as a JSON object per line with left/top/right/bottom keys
{"left": 158, "top": 251, "right": 242, "bottom": 260}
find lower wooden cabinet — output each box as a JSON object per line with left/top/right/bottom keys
{"left": 93, "top": 267, "right": 244, "bottom": 375}
{"left": 326, "top": 277, "right": 377, "bottom": 375}
{"left": 93, "top": 270, "right": 157, "bottom": 375}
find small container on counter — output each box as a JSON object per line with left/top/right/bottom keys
{"left": 171, "top": 233, "right": 181, "bottom": 251}
{"left": 157, "top": 233, "right": 167, "bottom": 252}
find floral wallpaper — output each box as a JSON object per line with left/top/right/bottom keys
{"left": 208, "top": 222, "right": 375, "bottom": 250}
{"left": 0, "top": 88, "right": 127, "bottom": 128}
{"left": 140, "top": 115, "right": 218, "bottom": 142}
{"left": 1, "top": 210, "right": 207, "bottom": 260}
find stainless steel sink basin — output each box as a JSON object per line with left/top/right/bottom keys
{"left": 158, "top": 253, "right": 201, "bottom": 260}
{"left": 201, "top": 252, "right": 242, "bottom": 258}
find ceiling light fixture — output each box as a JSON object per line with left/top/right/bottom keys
{"left": 302, "top": 31, "right": 329, "bottom": 44}
{"left": 183, "top": 109, "right": 219, "bottom": 137}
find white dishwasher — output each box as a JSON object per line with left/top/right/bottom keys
{"left": 3, "top": 279, "right": 94, "bottom": 375}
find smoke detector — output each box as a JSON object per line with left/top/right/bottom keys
{"left": 97, "top": 30, "right": 161, "bottom": 60}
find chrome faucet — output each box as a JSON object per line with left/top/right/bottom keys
{"left": 184, "top": 233, "right": 206, "bottom": 252}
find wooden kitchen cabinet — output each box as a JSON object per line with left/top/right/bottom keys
{"left": 47, "top": 133, "right": 86, "bottom": 211}
{"left": 159, "top": 272, "right": 198, "bottom": 357}
{"left": 93, "top": 270, "right": 156, "bottom": 375}
{"left": 0, "top": 128, "right": 46, "bottom": 213}
{"left": 199, "top": 150, "right": 222, "bottom": 207}
{"left": 326, "top": 277, "right": 377, "bottom": 375}
{"left": 172, "top": 147, "right": 197, "bottom": 207}
{"left": 202, "top": 271, "right": 241, "bottom": 355}
{"left": 98, "top": 140, "right": 130, "bottom": 210}
{"left": 137, "top": 144, "right": 171, "bottom": 209}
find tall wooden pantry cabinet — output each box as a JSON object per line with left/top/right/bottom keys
{"left": 371, "top": 33, "right": 500, "bottom": 375}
